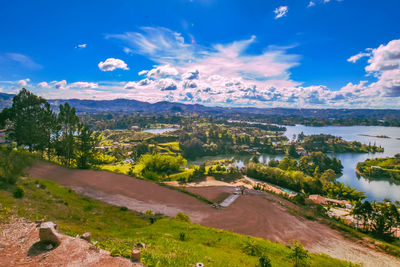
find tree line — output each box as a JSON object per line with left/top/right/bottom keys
{"left": 0, "top": 89, "right": 100, "bottom": 169}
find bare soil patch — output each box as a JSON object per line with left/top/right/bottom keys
{"left": 0, "top": 216, "right": 141, "bottom": 267}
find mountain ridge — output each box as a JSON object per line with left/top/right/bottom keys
{"left": 1, "top": 92, "right": 400, "bottom": 119}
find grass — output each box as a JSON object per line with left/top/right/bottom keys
{"left": 0, "top": 177, "right": 355, "bottom": 267}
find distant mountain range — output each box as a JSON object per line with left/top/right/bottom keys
{"left": 1, "top": 92, "right": 399, "bottom": 119}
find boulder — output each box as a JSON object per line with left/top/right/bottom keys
{"left": 81, "top": 232, "right": 91, "bottom": 242}
{"left": 131, "top": 248, "right": 141, "bottom": 262}
{"left": 39, "top": 222, "right": 61, "bottom": 246}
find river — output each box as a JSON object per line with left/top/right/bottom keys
{"left": 190, "top": 125, "right": 400, "bottom": 202}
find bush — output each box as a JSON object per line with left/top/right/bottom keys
{"left": 13, "top": 186, "right": 25, "bottom": 198}
{"left": 293, "top": 195, "right": 305, "bottom": 205}
{"left": 179, "top": 232, "right": 186, "bottom": 241}
{"left": 175, "top": 212, "right": 190, "bottom": 223}
{"left": 259, "top": 255, "right": 272, "bottom": 267}
{"left": 120, "top": 206, "right": 128, "bottom": 211}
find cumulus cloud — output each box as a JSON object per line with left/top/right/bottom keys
{"left": 98, "top": 58, "right": 129, "bottom": 71}
{"left": 182, "top": 70, "right": 199, "bottom": 80}
{"left": 17, "top": 78, "right": 30, "bottom": 87}
{"left": 348, "top": 39, "right": 400, "bottom": 97}
{"left": 14, "top": 32, "right": 397, "bottom": 109}
{"left": 274, "top": 6, "right": 288, "bottom": 19}
{"left": 52, "top": 80, "right": 67, "bottom": 89}
{"left": 69, "top": 82, "right": 98, "bottom": 89}
{"left": 146, "top": 65, "right": 179, "bottom": 78}
{"left": 37, "top": 81, "right": 50, "bottom": 88}
{"left": 158, "top": 78, "right": 178, "bottom": 91}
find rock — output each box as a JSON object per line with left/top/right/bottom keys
{"left": 35, "top": 219, "right": 44, "bottom": 227}
{"left": 131, "top": 248, "right": 141, "bottom": 262}
{"left": 136, "top": 242, "right": 146, "bottom": 249}
{"left": 81, "top": 232, "right": 91, "bottom": 242}
{"left": 39, "top": 222, "right": 61, "bottom": 246}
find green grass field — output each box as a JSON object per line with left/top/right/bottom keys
{"left": 0, "top": 177, "right": 356, "bottom": 267}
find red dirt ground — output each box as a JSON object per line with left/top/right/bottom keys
{"left": 28, "top": 162, "right": 400, "bottom": 267}
{"left": 0, "top": 217, "right": 142, "bottom": 267}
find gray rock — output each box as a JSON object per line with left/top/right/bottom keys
{"left": 39, "top": 222, "right": 61, "bottom": 246}
{"left": 81, "top": 232, "right": 91, "bottom": 242}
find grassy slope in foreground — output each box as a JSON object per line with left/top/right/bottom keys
{"left": 0, "top": 177, "right": 355, "bottom": 267}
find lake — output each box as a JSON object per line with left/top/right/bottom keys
{"left": 190, "top": 125, "right": 400, "bottom": 202}
{"left": 284, "top": 125, "right": 400, "bottom": 202}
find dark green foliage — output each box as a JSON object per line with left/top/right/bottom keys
{"left": 55, "top": 103, "right": 80, "bottom": 167}
{"left": 259, "top": 255, "right": 272, "bottom": 267}
{"left": 302, "top": 134, "right": 383, "bottom": 153}
{"left": 13, "top": 186, "right": 25, "bottom": 198}
{"left": 7, "top": 88, "right": 56, "bottom": 153}
{"left": 179, "top": 232, "right": 186, "bottom": 241}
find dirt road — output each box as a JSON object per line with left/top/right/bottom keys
{"left": 29, "top": 162, "right": 400, "bottom": 267}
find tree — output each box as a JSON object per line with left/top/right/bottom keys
{"left": 76, "top": 124, "right": 98, "bottom": 169}
{"left": 320, "top": 169, "right": 336, "bottom": 183}
{"left": 55, "top": 103, "right": 80, "bottom": 167}
{"left": 288, "top": 240, "right": 309, "bottom": 267}
{"left": 287, "top": 143, "right": 299, "bottom": 158}
{"left": 7, "top": 89, "right": 55, "bottom": 153}
{"left": 370, "top": 201, "right": 400, "bottom": 239}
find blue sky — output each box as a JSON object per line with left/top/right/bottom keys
{"left": 0, "top": 0, "right": 399, "bottom": 108}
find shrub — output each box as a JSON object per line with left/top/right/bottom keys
{"left": 145, "top": 210, "right": 154, "bottom": 216}
{"left": 293, "top": 195, "right": 306, "bottom": 205}
{"left": 259, "top": 255, "right": 272, "bottom": 267}
{"left": 288, "top": 240, "right": 309, "bottom": 267}
{"left": 13, "top": 186, "right": 25, "bottom": 198}
{"left": 120, "top": 206, "right": 128, "bottom": 211}
{"left": 175, "top": 212, "right": 190, "bottom": 223}
{"left": 179, "top": 232, "right": 186, "bottom": 241}
{"left": 242, "top": 240, "right": 264, "bottom": 257}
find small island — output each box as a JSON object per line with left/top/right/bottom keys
{"left": 356, "top": 154, "right": 400, "bottom": 183}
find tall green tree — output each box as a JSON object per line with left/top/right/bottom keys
{"left": 56, "top": 103, "right": 79, "bottom": 167}
{"left": 7, "top": 89, "right": 55, "bottom": 153}
{"left": 76, "top": 124, "right": 98, "bottom": 169}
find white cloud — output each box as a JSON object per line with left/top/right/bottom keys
{"left": 274, "top": 6, "right": 288, "bottom": 19}
{"left": 107, "top": 27, "right": 197, "bottom": 64}
{"left": 75, "top": 43, "right": 87, "bottom": 49}
{"left": 69, "top": 82, "right": 98, "bottom": 89}
{"left": 37, "top": 81, "right": 50, "bottom": 88}
{"left": 347, "top": 52, "right": 371, "bottom": 63}
{"left": 308, "top": 1, "right": 316, "bottom": 7}
{"left": 146, "top": 64, "right": 179, "bottom": 78}
{"left": 17, "top": 78, "right": 30, "bottom": 87}
{"left": 52, "top": 80, "right": 67, "bottom": 90}
{"left": 98, "top": 58, "right": 129, "bottom": 71}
